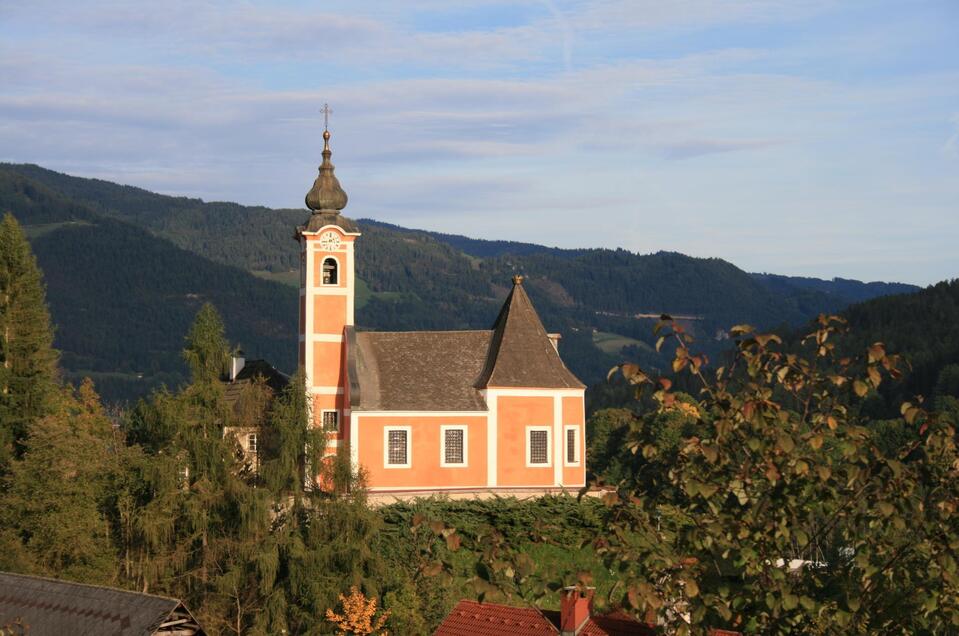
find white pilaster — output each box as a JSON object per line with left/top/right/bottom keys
{"left": 303, "top": 241, "right": 313, "bottom": 391}
{"left": 553, "top": 394, "right": 562, "bottom": 486}
{"left": 486, "top": 391, "right": 498, "bottom": 487}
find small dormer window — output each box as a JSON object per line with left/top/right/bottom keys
{"left": 322, "top": 257, "right": 338, "bottom": 285}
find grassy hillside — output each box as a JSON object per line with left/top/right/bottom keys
{"left": 0, "top": 163, "right": 921, "bottom": 401}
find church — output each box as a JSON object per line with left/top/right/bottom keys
{"left": 297, "top": 127, "right": 586, "bottom": 499}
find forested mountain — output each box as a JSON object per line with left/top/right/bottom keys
{"left": 836, "top": 278, "right": 959, "bottom": 415}
{"left": 0, "top": 170, "right": 296, "bottom": 399}
{"left": 0, "top": 163, "right": 919, "bottom": 401}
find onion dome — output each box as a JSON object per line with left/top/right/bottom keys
{"left": 305, "top": 129, "right": 348, "bottom": 213}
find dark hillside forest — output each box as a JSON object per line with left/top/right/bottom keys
{"left": 0, "top": 171, "right": 297, "bottom": 399}
{"left": 835, "top": 279, "right": 959, "bottom": 415}
{"left": 0, "top": 163, "right": 919, "bottom": 402}
{"left": 589, "top": 279, "right": 959, "bottom": 421}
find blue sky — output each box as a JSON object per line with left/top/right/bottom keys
{"left": 1, "top": 0, "right": 957, "bottom": 285}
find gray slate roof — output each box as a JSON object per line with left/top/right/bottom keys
{"left": 0, "top": 571, "right": 204, "bottom": 635}
{"left": 348, "top": 278, "right": 583, "bottom": 412}
{"left": 476, "top": 280, "right": 585, "bottom": 389}
{"left": 351, "top": 330, "right": 492, "bottom": 411}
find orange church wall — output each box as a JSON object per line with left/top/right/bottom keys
{"left": 562, "top": 396, "right": 586, "bottom": 486}
{"left": 496, "top": 396, "right": 556, "bottom": 487}
{"left": 313, "top": 295, "right": 348, "bottom": 334}
{"left": 310, "top": 394, "right": 348, "bottom": 453}
{"left": 311, "top": 393, "right": 346, "bottom": 418}
{"left": 311, "top": 341, "right": 346, "bottom": 387}
{"left": 356, "top": 414, "right": 488, "bottom": 489}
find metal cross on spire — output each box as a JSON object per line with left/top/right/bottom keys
{"left": 321, "top": 103, "right": 332, "bottom": 131}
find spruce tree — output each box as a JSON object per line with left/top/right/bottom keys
{"left": 124, "top": 304, "right": 272, "bottom": 632}
{"left": 0, "top": 212, "right": 58, "bottom": 467}
{"left": 257, "top": 370, "right": 389, "bottom": 634}
{"left": 1, "top": 379, "right": 119, "bottom": 583}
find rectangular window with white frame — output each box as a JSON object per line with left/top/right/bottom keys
{"left": 526, "top": 426, "right": 552, "bottom": 467}
{"left": 564, "top": 425, "right": 581, "bottom": 466}
{"left": 440, "top": 425, "right": 468, "bottom": 468}
{"left": 384, "top": 426, "right": 411, "bottom": 469}
{"left": 322, "top": 410, "right": 339, "bottom": 432}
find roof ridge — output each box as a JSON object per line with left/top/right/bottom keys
{"left": 357, "top": 329, "right": 493, "bottom": 335}
{"left": 0, "top": 570, "right": 182, "bottom": 603}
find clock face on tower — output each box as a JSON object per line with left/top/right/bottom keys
{"left": 319, "top": 231, "right": 342, "bottom": 251}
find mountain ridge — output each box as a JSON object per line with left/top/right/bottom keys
{"left": 0, "top": 162, "right": 921, "bottom": 401}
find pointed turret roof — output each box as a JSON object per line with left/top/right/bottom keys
{"left": 477, "top": 275, "right": 584, "bottom": 389}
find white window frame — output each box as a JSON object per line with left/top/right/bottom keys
{"left": 526, "top": 426, "right": 552, "bottom": 468}
{"left": 320, "top": 255, "right": 340, "bottom": 287}
{"left": 440, "top": 425, "right": 468, "bottom": 468}
{"left": 564, "top": 425, "right": 581, "bottom": 466}
{"left": 321, "top": 409, "right": 339, "bottom": 432}
{"left": 384, "top": 426, "right": 412, "bottom": 469}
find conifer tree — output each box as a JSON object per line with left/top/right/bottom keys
{"left": 256, "top": 370, "right": 389, "bottom": 634}
{"left": 1, "top": 379, "right": 119, "bottom": 583}
{"left": 0, "top": 212, "right": 58, "bottom": 468}
{"left": 123, "top": 304, "right": 272, "bottom": 632}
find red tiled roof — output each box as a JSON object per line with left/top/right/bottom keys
{"left": 580, "top": 611, "right": 658, "bottom": 635}
{"left": 542, "top": 608, "right": 657, "bottom": 635}
{"left": 434, "top": 600, "right": 558, "bottom": 635}
{"left": 434, "top": 599, "right": 739, "bottom": 636}
{"left": 435, "top": 601, "right": 659, "bottom": 636}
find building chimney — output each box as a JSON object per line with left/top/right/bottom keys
{"left": 547, "top": 332, "right": 562, "bottom": 352}
{"left": 560, "top": 586, "right": 594, "bottom": 635}
{"left": 230, "top": 351, "right": 245, "bottom": 381}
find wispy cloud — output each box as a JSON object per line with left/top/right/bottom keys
{"left": 1, "top": 0, "right": 957, "bottom": 284}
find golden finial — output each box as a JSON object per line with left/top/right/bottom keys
{"left": 512, "top": 275, "right": 525, "bottom": 285}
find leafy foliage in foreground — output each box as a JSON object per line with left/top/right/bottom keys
{"left": 575, "top": 316, "right": 959, "bottom": 634}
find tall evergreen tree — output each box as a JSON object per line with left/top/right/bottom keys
{"left": 124, "top": 304, "right": 273, "bottom": 632}
{"left": 256, "top": 370, "right": 389, "bottom": 634}
{"left": 0, "top": 379, "right": 120, "bottom": 584}
{"left": 0, "top": 212, "right": 58, "bottom": 467}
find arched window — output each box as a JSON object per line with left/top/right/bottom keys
{"left": 322, "top": 257, "right": 338, "bottom": 285}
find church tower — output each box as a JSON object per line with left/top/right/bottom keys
{"left": 296, "top": 123, "right": 359, "bottom": 453}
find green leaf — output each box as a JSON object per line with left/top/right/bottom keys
{"left": 809, "top": 434, "right": 824, "bottom": 450}
{"left": 776, "top": 433, "right": 795, "bottom": 453}
{"left": 853, "top": 380, "right": 869, "bottom": 397}
{"left": 701, "top": 444, "right": 718, "bottom": 464}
